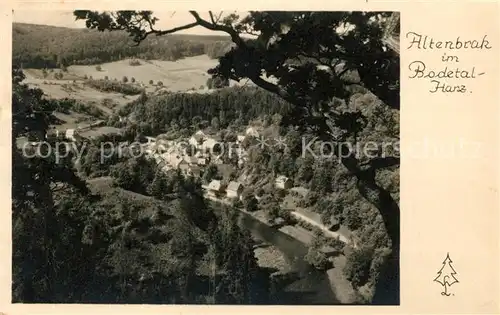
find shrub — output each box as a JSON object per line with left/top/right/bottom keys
{"left": 243, "top": 195, "right": 258, "bottom": 212}
{"left": 305, "top": 247, "right": 329, "bottom": 270}
{"left": 131, "top": 77, "right": 136, "bottom": 83}
{"left": 207, "top": 76, "right": 229, "bottom": 89}
{"left": 83, "top": 79, "right": 143, "bottom": 95}
{"left": 255, "top": 188, "right": 265, "bottom": 197}
{"left": 129, "top": 59, "right": 141, "bottom": 66}
{"left": 122, "top": 76, "right": 128, "bottom": 83}
{"left": 104, "top": 76, "right": 109, "bottom": 80}
{"left": 233, "top": 199, "right": 243, "bottom": 208}
{"left": 328, "top": 237, "right": 345, "bottom": 252}
{"left": 149, "top": 79, "right": 154, "bottom": 85}
{"left": 157, "top": 81, "right": 163, "bottom": 86}
{"left": 96, "top": 65, "right": 102, "bottom": 71}
{"left": 304, "top": 191, "right": 319, "bottom": 207}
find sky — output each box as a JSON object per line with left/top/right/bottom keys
{"left": 12, "top": 10, "right": 232, "bottom": 36}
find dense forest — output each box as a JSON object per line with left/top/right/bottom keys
{"left": 112, "top": 86, "right": 294, "bottom": 136}
{"left": 13, "top": 23, "right": 233, "bottom": 68}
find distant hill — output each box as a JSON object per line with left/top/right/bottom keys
{"left": 13, "top": 22, "right": 233, "bottom": 68}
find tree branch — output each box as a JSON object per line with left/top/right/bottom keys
{"left": 209, "top": 11, "right": 216, "bottom": 24}
{"left": 134, "top": 21, "right": 200, "bottom": 44}
{"left": 189, "top": 11, "right": 246, "bottom": 47}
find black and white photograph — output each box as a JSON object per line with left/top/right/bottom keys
{"left": 12, "top": 10, "right": 400, "bottom": 305}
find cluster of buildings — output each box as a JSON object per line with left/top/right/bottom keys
{"left": 202, "top": 175, "right": 293, "bottom": 203}
{"left": 142, "top": 127, "right": 263, "bottom": 179}
{"left": 139, "top": 127, "right": 296, "bottom": 203}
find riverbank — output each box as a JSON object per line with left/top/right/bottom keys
{"left": 245, "top": 210, "right": 358, "bottom": 304}
{"left": 206, "top": 194, "right": 357, "bottom": 304}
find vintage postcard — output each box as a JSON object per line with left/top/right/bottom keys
{"left": 0, "top": 1, "right": 498, "bottom": 314}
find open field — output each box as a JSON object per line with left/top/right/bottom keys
{"left": 51, "top": 111, "right": 98, "bottom": 130}
{"left": 25, "top": 79, "right": 140, "bottom": 114}
{"left": 24, "top": 55, "right": 275, "bottom": 97}
{"left": 68, "top": 56, "right": 219, "bottom": 91}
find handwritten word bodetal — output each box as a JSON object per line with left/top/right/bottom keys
{"left": 408, "top": 61, "right": 482, "bottom": 79}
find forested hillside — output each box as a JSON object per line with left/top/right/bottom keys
{"left": 114, "top": 86, "right": 294, "bottom": 136}
{"left": 13, "top": 23, "right": 232, "bottom": 68}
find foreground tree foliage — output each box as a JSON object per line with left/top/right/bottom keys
{"left": 12, "top": 66, "right": 90, "bottom": 301}
{"left": 75, "top": 10, "right": 400, "bottom": 304}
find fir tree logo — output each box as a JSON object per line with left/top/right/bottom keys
{"left": 434, "top": 253, "right": 459, "bottom": 296}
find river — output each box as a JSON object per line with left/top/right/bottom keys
{"left": 234, "top": 210, "right": 341, "bottom": 304}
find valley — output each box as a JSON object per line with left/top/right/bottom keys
{"left": 12, "top": 12, "right": 400, "bottom": 305}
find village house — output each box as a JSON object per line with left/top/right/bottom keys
{"left": 205, "top": 180, "right": 224, "bottom": 198}
{"left": 145, "top": 136, "right": 156, "bottom": 144}
{"left": 166, "top": 154, "right": 189, "bottom": 170}
{"left": 226, "top": 181, "right": 243, "bottom": 200}
{"left": 275, "top": 175, "right": 293, "bottom": 190}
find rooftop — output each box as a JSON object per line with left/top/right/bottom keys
{"left": 207, "top": 180, "right": 223, "bottom": 191}
{"left": 227, "top": 181, "right": 243, "bottom": 192}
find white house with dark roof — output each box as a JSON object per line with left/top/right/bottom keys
{"left": 226, "top": 181, "right": 243, "bottom": 200}
{"left": 205, "top": 180, "right": 224, "bottom": 198}
{"left": 275, "top": 175, "right": 293, "bottom": 190}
